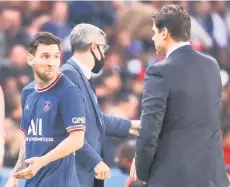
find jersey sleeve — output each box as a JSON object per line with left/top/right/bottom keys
{"left": 59, "top": 86, "right": 86, "bottom": 133}
{"left": 20, "top": 89, "right": 26, "bottom": 134}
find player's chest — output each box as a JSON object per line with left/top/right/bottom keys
{"left": 23, "top": 93, "right": 59, "bottom": 126}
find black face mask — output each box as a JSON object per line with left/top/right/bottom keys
{"left": 91, "top": 45, "right": 105, "bottom": 73}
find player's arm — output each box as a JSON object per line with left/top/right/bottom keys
{"left": 13, "top": 137, "right": 26, "bottom": 173}
{"left": 14, "top": 132, "right": 85, "bottom": 180}
{"left": 40, "top": 130, "right": 84, "bottom": 165}
{"left": 14, "top": 86, "right": 86, "bottom": 179}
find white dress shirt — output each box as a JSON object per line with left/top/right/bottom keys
{"left": 72, "top": 57, "right": 92, "bottom": 80}
{"left": 166, "top": 41, "right": 190, "bottom": 58}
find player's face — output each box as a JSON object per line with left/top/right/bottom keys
{"left": 28, "top": 44, "right": 61, "bottom": 82}
{"left": 152, "top": 22, "right": 168, "bottom": 56}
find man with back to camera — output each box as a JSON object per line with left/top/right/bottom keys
{"left": 4, "top": 32, "right": 86, "bottom": 187}
{"left": 130, "top": 4, "right": 230, "bottom": 187}
{"left": 60, "top": 23, "right": 140, "bottom": 187}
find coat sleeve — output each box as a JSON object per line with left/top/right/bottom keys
{"left": 102, "top": 113, "right": 131, "bottom": 138}
{"left": 135, "top": 65, "right": 169, "bottom": 182}
{"left": 74, "top": 140, "right": 103, "bottom": 171}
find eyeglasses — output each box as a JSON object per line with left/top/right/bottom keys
{"left": 97, "top": 43, "right": 110, "bottom": 52}
{"left": 90, "top": 42, "right": 110, "bottom": 52}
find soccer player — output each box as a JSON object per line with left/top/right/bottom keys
{"left": 4, "top": 32, "right": 86, "bottom": 187}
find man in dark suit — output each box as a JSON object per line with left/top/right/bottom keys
{"left": 59, "top": 23, "right": 139, "bottom": 187}
{"left": 130, "top": 5, "right": 229, "bottom": 187}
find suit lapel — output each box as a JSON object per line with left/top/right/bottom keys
{"left": 66, "top": 59, "right": 104, "bottom": 129}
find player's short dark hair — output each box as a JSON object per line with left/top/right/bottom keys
{"left": 152, "top": 4, "right": 191, "bottom": 41}
{"left": 28, "top": 32, "right": 61, "bottom": 55}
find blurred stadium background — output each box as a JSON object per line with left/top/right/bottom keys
{"left": 0, "top": 1, "right": 230, "bottom": 187}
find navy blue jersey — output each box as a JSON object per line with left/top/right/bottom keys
{"left": 20, "top": 73, "right": 86, "bottom": 187}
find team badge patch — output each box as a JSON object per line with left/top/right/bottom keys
{"left": 43, "top": 101, "right": 52, "bottom": 112}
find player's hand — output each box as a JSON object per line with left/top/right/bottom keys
{"left": 4, "top": 176, "right": 18, "bottom": 187}
{"left": 129, "top": 120, "right": 140, "bottom": 136}
{"left": 94, "top": 161, "right": 111, "bottom": 180}
{"left": 129, "top": 158, "right": 137, "bottom": 181}
{"left": 14, "top": 157, "right": 46, "bottom": 179}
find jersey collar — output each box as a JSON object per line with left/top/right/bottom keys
{"left": 35, "top": 72, "right": 63, "bottom": 93}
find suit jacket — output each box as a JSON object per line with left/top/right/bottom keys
{"left": 60, "top": 58, "right": 131, "bottom": 187}
{"left": 135, "top": 45, "right": 229, "bottom": 187}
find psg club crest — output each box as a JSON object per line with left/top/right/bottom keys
{"left": 43, "top": 101, "right": 52, "bottom": 112}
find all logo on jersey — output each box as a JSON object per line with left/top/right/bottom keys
{"left": 28, "top": 118, "right": 43, "bottom": 136}
{"left": 26, "top": 118, "right": 54, "bottom": 142}
{"left": 43, "top": 101, "right": 52, "bottom": 112}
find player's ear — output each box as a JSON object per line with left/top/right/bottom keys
{"left": 27, "top": 53, "right": 34, "bottom": 66}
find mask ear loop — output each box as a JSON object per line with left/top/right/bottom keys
{"left": 91, "top": 44, "right": 103, "bottom": 61}
{"left": 97, "top": 45, "right": 104, "bottom": 59}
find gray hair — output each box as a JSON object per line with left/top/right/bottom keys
{"left": 70, "top": 23, "right": 106, "bottom": 53}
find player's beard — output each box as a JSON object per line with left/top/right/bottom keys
{"left": 37, "top": 72, "right": 56, "bottom": 82}
{"left": 33, "top": 66, "right": 57, "bottom": 83}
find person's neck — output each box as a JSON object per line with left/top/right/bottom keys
{"left": 72, "top": 52, "right": 94, "bottom": 72}
{"left": 35, "top": 72, "right": 58, "bottom": 89}
{"left": 165, "top": 40, "right": 187, "bottom": 55}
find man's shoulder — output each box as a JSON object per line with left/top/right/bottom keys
{"left": 196, "top": 51, "right": 219, "bottom": 65}
{"left": 22, "top": 81, "right": 35, "bottom": 95}
{"left": 149, "top": 51, "right": 219, "bottom": 73}
{"left": 60, "top": 59, "right": 78, "bottom": 71}
{"left": 59, "top": 74, "right": 76, "bottom": 87}
{"left": 57, "top": 74, "right": 81, "bottom": 97}
{"left": 190, "top": 51, "right": 220, "bottom": 73}
{"left": 146, "top": 58, "right": 169, "bottom": 74}
{"left": 60, "top": 61, "right": 81, "bottom": 86}
{"left": 60, "top": 60, "right": 71, "bottom": 69}
{"left": 22, "top": 81, "right": 35, "bottom": 90}
{"left": 60, "top": 61, "right": 80, "bottom": 77}
{"left": 21, "top": 81, "right": 35, "bottom": 105}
